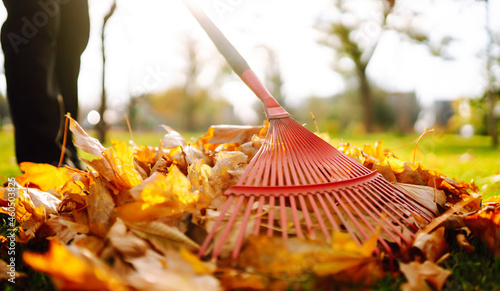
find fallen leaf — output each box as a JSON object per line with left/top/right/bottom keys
{"left": 412, "top": 227, "right": 448, "bottom": 262}
{"left": 464, "top": 204, "right": 500, "bottom": 260}
{"left": 16, "top": 162, "right": 72, "bottom": 192}
{"left": 0, "top": 259, "right": 26, "bottom": 281}
{"left": 68, "top": 115, "right": 106, "bottom": 158}
{"left": 400, "top": 260, "right": 451, "bottom": 291}
{"left": 23, "top": 240, "right": 128, "bottom": 290}
{"left": 126, "top": 220, "right": 199, "bottom": 252}
{"left": 87, "top": 176, "right": 115, "bottom": 238}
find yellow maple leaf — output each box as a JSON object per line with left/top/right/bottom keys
{"left": 100, "top": 140, "right": 143, "bottom": 190}
{"left": 141, "top": 166, "right": 197, "bottom": 209}
{"left": 16, "top": 162, "right": 72, "bottom": 191}
{"left": 23, "top": 241, "right": 127, "bottom": 290}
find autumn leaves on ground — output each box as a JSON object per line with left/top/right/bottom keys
{"left": 1, "top": 116, "right": 499, "bottom": 290}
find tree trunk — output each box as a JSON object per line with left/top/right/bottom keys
{"left": 96, "top": 2, "right": 116, "bottom": 143}
{"left": 358, "top": 65, "right": 374, "bottom": 133}
{"left": 488, "top": 92, "right": 498, "bottom": 147}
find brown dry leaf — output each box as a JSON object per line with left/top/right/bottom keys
{"left": 16, "top": 162, "right": 73, "bottom": 191}
{"left": 126, "top": 220, "right": 199, "bottom": 252}
{"left": 0, "top": 259, "right": 26, "bottom": 281}
{"left": 456, "top": 232, "right": 475, "bottom": 252}
{"left": 464, "top": 204, "right": 500, "bottom": 260}
{"left": 188, "top": 160, "right": 215, "bottom": 198}
{"left": 412, "top": 227, "right": 448, "bottom": 262}
{"left": 23, "top": 240, "right": 128, "bottom": 291}
{"left": 87, "top": 176, "right": 115, "bottom": 238}
{"left": 400, "top": 260, "right": 451, "bottom": 291}
{"left": 398, "top": 183, "right": 445, "bottom": 218}
{"left": 237, "top": 232, "right": 381, "bottom": 285}
{"left": 72, "top": 234, "right": 106, "bottom": 255}
{"left": 107, "top": 219, "right": 148, "bottom": 258}
{"left": 124, "top": 249, "right": 220, "bottom": 291}
{"left": 199, "top": 125, "right": 262, "bottom": 146}
{"left": 209, "top": 151, "right": 248, "bottom": 195}
{"left": 217, "top": 268, "right": 268, "bottom": 290}
{"left": 68, "top": 115, "right": 106, "bottom": 157}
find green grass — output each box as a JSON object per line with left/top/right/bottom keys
{"left": 331, "top": 132, "right": 500, "bottom": 198}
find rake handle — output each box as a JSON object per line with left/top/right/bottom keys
{"left": 183, "top": 0, "right": 290, "bottom": 119}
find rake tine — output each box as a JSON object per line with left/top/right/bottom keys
{"left": 213, "top": 195, "right": 246, "bottom": 258}
{"left": 375, "top": 179, "right": 435, "bottom": 222}
{"left": 368, "top": 182, "right": 424, "bottom": 233}
{"left": 316, "top": 194, "right": 341, "bottom": 234}
{"left": 199, "top": 195, "right": 235, "bottom": 257}
{"left": 357, "top": 186, "right": 412, "bottom": 246}
{"left": 252, "top": 196, "right": 266, "bottom": 235}
{"left": 308, "top": 195, "right": 331, "bottom": 240}
{"left": 267, "top": 196, "right": 276, "bottom": 236}
{"left": 279, "top": 195, "right": 288, "bottom": 240}
{"left": 232, "top": 195, "right": 256, "bottom": 259}
{"left": 338, "top": 188, "right": 394, "bottom": 256}
{"left": 298, "top": 195, "right": 316, "bottom": 239}
{"left": 324, "top": 193, "right": 363, "bottom": 247}
{"left": 289, "top": 195, "right": 304, "bottom": 238}
{"left": 346, "top": 188, "right": 403, "bottom": 247}
{"left": 332, "top": 190, "right": 380, "bottom": 254}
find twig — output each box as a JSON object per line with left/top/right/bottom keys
{"left": 58, "top": 114, "right": 70, "bottom": 168}
{"left": 413, "top": 128, "right": 434, "bottom": 164}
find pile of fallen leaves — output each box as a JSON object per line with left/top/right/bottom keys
{"left": 1, "top": 118, "right": 499, "bottom": 290}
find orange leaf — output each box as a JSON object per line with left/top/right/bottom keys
{"left": 400, "top": 261, "right": 451, "bottom": 291}
{"left": 464, "top": 205, "right": 500, "bottom": 260}
{"left": 23, "top": 240, "right": 127, "bottom": 290}
{"left": 16, "top": 162, "right": 72, "bottom": 191}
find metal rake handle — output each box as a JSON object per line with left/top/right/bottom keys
{"left": 183, "top": 0, "right": 290, "bottom": 119}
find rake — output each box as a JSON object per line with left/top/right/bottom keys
{"left": 183, "top": 0, "right": 436, "bottom": 260}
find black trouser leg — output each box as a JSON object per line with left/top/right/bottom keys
{"left": 1, "top": 0, "right": 89, "bottom": 167}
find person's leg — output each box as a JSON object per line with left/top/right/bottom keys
{"left": 55, "top": 0, "right": 90, "bottom": 168}
{"left": 1, "top": 0, "right": 62, "bottom": 165}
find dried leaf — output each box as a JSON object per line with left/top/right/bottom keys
{"left": 412, "top": 227, "right": 448, "bottom": 262}
{"left": 126, "top": 221, "right": 199, "bottom": 252}
{"left": 400, "top": 260, "right": 451, "bottom": 291}
{"left": 124, "top": 249, "right": 220, "bottom": 291}
{"left": 237, "top": 233, "right": 381, "bottom": 285}
{"left": 23, "top": 240, "right": 127, "bottom": 290}
{"left": 16, "top": 162, "right": 72, "bottom": 191}
{"left": 0, "top": 259, "right": 26, "bottom": 281}
{"left": 68, "top": 115, "right": 106, "bottom": 158}
{"left": 188, "top": 160, "right": 215, "bottom": 198}
{"left": 464, "top": 204, "right": 500, "bottom": 260}
{"left": 87, "top": 176, "right": 115, "bottom": 238}
{"left": 209, "top": 151, "right": 248, "bottom": 195}
{"left": 161, "top": 125, "right": 187, "bottom": 148}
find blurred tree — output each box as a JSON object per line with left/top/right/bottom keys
{"left": 253, "top": 46, "right": 288, "bottom": 122}
{"left": 145, "top": 37, "right": 237, "bottom": 132}
{"left": 317, "top": 0, "right": 451, "bottom": 133}
{"left": 294, "top": 87, "right": 406, "bottom": 134}
{"left": 485, "top": 0, "right": 499, "bottom": 147}
{"left": 96, "top": 1, "right": 116, "bottom": 143}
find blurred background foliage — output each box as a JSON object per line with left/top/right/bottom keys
{"left": 0, "top": 0, "right": 498, "bottom": 144}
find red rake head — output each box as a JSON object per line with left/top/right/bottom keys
{"left": 199, "top": 117, "right": 437, "bottom": 260}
